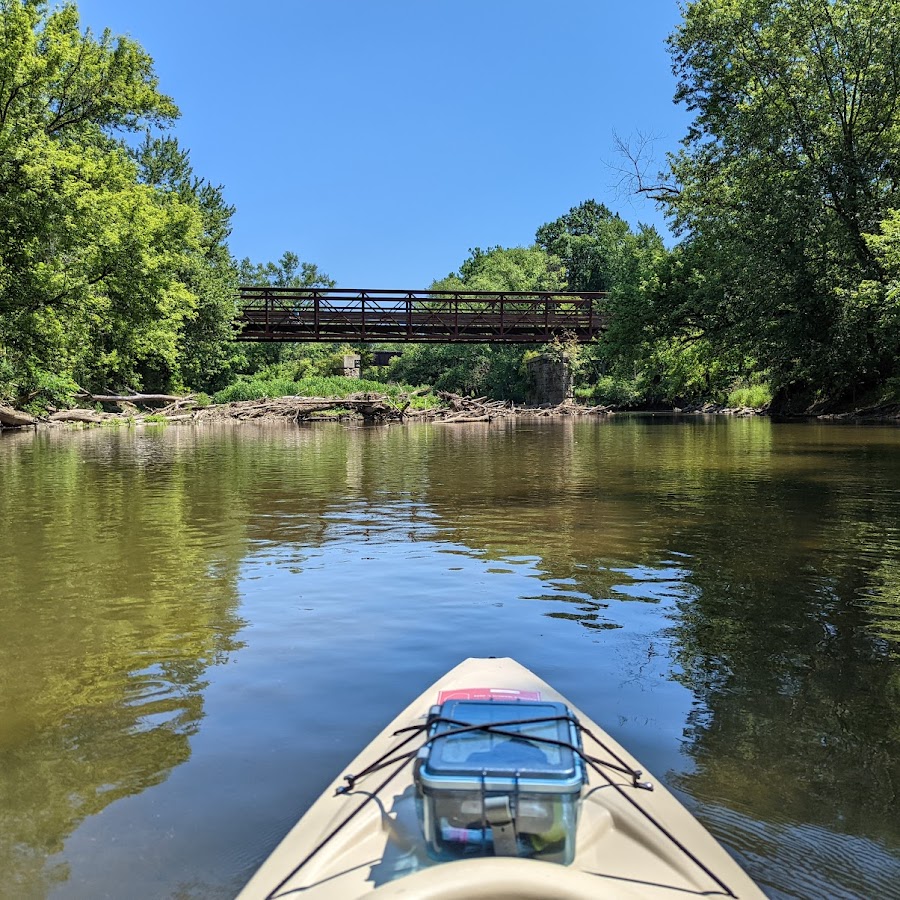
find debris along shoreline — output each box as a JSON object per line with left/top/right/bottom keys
{"left": 192, "top": 392, "right": 613, "bottom": 425}
{"left": 0, "top": 391, "right": 615, "bottom": 431}
{"left": 5, "top": 391, "right": 899, "bottom": 433}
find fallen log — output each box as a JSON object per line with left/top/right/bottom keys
{"left": 49, "top": 409, "right": 104, "bottom": 424}
{"left": 78, "top": 392, "right": 191, "bottom": 406}
{"left": 202, "top": 395, "right": 409, "bottom": 424}
{"left": 437, "top": 414, "right": 493, "bottom": 424}
{"left": 0, "top": 405, "right": 37, "bottom": 427}
{"left": 156, "top": 398, "right": 198, "bottom": 416}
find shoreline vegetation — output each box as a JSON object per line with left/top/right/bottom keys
{"left": 3, "top": 3, "right": 900, "bottom": 426}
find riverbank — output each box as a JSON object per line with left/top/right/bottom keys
{"left": 0, "top": 393, "right": 615, "bottom": 431}
{"left": 4, "top": 395, "right": 900, "bottom": 433}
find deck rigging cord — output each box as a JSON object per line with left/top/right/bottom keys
{"left": 340, "top": 713, "right": 653, "bottom": 793}
{"left": 265, "top": 712, "right": 737, "bottom": 899}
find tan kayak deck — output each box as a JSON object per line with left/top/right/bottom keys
{"left": 237, "top": 658, "right": 765, "bottom": 899}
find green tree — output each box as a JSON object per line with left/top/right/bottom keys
{"left": 432, "top": 245, "right": 565, "bottom": 294}
{"left": 136, "top": 136, "right": 239, "bottom": 393}
{"left": 535, "top": 201, "right": 699, "bottom": 402}
{"left": 238, "top": 251, "right": 334, "bottom": 290}
{"left": 856, "top": 209, "right": 900, "bottom": 399}
{"left": 389, "top": 246, "right": 565, "bottom": 400}
{"left": 0, "top": 1, "right": 223, "bottom": 406}
{"left": 661, "top": 0, "right": 900, "bottom": 406}
{"left": 232, "top": 252, "right": 337, "bottom": 375}
{"left": 536, "top": 200, "right": 641, "bottom": 293}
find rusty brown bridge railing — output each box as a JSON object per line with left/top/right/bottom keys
{"left": 236, "top": 287, "right": 608, "bottom": 343}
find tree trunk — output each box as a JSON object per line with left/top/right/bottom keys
{"left": 49, "top": 409, "right": 104, "bottom": 424}
{"left": 78, "top": 392, "right": 190, "bottom": 406}
{"left": 0, "top": 405, "right": 37, "bottom": 427}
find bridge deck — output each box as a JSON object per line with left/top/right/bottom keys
{"left": 237, "top": 287, "right": 607, "bottom": 343}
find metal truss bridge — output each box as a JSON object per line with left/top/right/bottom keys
{"left": 236, "top": 287, "right": 607, "bottom": 343}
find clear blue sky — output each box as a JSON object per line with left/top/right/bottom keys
{"left": 76, "top": 1, "right": 690, "bottom": 287}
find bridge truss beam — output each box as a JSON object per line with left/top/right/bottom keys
{"left": 236, "top": 287, "right": 607, "bottom": 343}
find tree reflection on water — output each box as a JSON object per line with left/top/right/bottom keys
{"left": 0, "top": 429, "right": 247, "bottom": 894}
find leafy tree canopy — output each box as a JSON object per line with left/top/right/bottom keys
{"left": 536, "top": 200, "right": 642, "bottom": 294}
{"left": 0, "top": 1, "right": 237, "bottom": 406}
{"left": 136, "top": 135, "right": 240, "bottom": 393}
{"left": 232, "top": 252, "right": 336, "bottom": 375}
{"left": 238, "top": 251, "right": 334, "bottom": 290}
{"left": 661, "top": 0, "right": 900, "bottom": 404}
{"left": 432, "top": 245, "right": 565, "bottom": 294}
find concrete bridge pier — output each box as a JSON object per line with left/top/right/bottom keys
{"left": 526, "top": 353, "right": 574, "bottom": 406}
{"left": 338, "top": 354, "right": 361, "bottom": 378}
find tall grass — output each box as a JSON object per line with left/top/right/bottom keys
{"left": 212, "top": 375, "right": 439, "bottom": 409}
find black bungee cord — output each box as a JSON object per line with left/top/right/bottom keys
{"left": 265, "top": 729, "right": 423, "bottom": 899}
{"left": 341, "top": 714, "right": 652, "bottom": 793}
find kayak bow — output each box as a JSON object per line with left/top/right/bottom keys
{"left": 238, "top": 658, "right": 764, "bottom": 899}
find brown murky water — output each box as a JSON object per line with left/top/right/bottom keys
{"left": 1, "top": 417, "right": 899, "bottom": 899}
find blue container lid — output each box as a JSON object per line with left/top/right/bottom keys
{"left": 421, "top": 700, "right": 580, "bottom": 789}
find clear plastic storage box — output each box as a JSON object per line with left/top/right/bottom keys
{"left": 414, "top": 699, "right": 585, "bottom": 864}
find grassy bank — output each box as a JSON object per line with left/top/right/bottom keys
{"left": 212, "top": 375, "right": 441, "bottom": 409}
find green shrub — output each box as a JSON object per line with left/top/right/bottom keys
{"left": 879, "top": 377, "right": 900, "bottom": 404}
{"left": 726, "top": 383, "right": 773, "bottom": 408}
{"left": 17, "top": 369, "right": 81, "bottom": 415}
{"left": 212, "top": 375, "right": 440, "bottom": 408}
{"left": 291, "top": 358, "right": 316, "bottom": 380}
{"left": 575, "top": 376, "right": 641, "bottom": 406}
{"left": 387, "top": 345, "right": 529, "bottom": 401}
{"left": 0, "top": 353, "right": 15, "bottom": 405}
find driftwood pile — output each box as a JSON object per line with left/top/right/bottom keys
{"left": 203, "top": 393, "right": 410, "bottom": 424}
{"left": 426, "top": 392, "right": 516, "bottom": 423}
{"left": 203, "top": 392, "right": 613, "bottom": 425}
{"left": 524, "top": 398, "right": 614, "bottom": 417}
{"left": 0, "top": 389, "right": 615, "bottom": 431}
{"left": 0, "top": 393, "right": 198, "bottom": 429}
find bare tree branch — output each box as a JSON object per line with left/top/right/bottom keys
{"left": 608, "top": 130, "right": 681, "bottom": 203}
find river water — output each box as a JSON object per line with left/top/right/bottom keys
{"left": 1, "top": 417, "right": 899, "bottom": 899}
